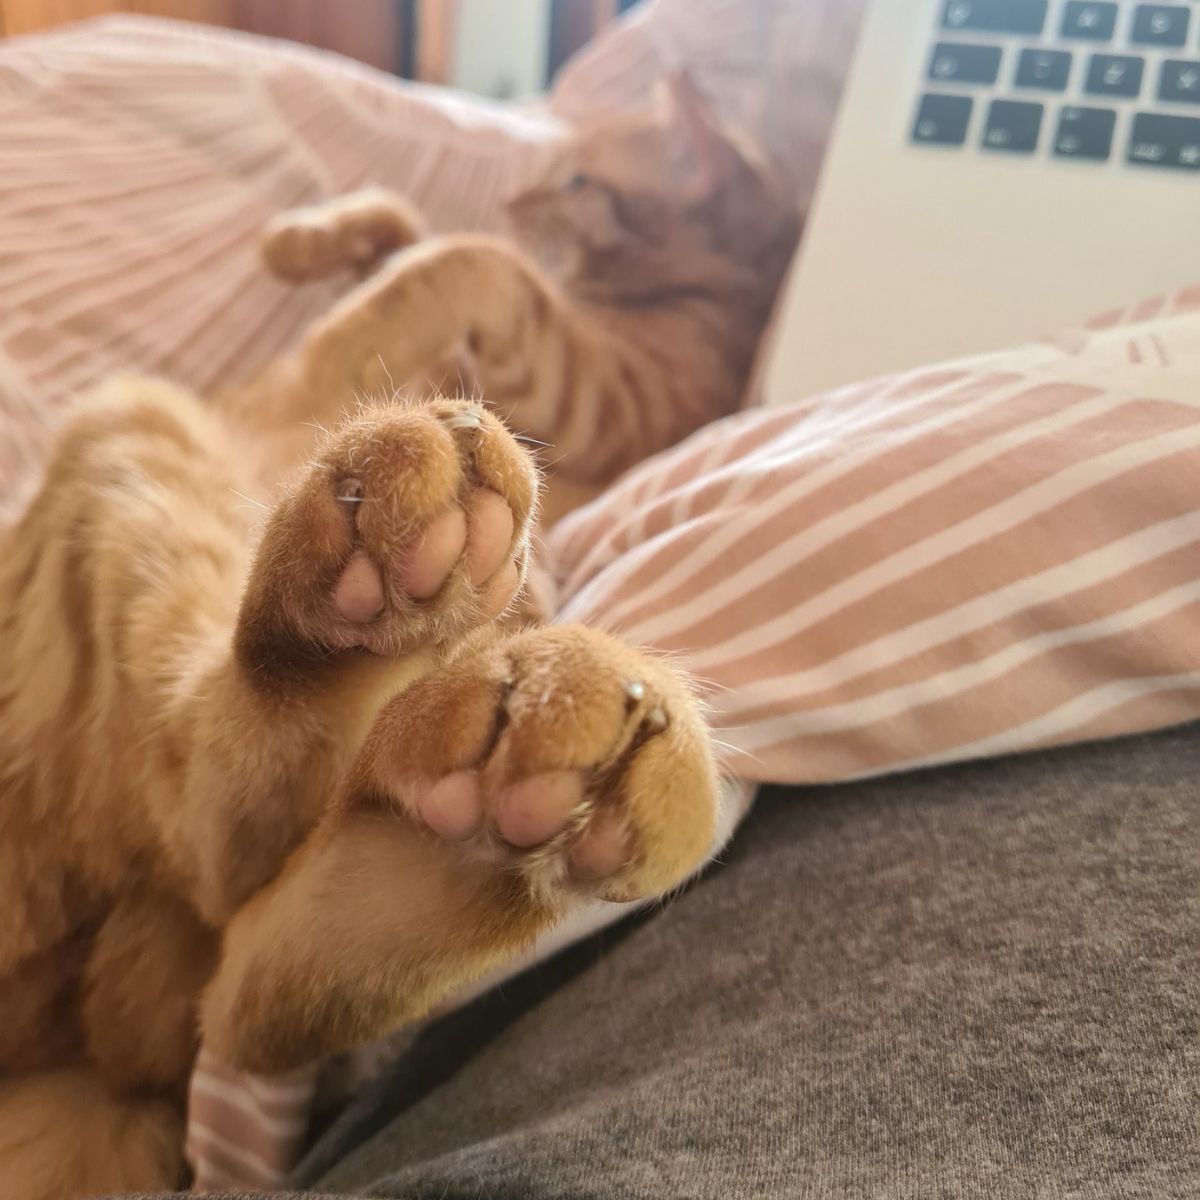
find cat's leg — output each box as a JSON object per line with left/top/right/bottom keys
{"left": 261, "top": 187, "right": 427, "bottom": 283}
{"left": 0, "top": 936, "right": 87, "bottom": 1075}
{"left": 202, "top": 622, "right": 718, "bottom": 1074}
{"left": 0, "top": 1068, "right": 182, "bottom": 1200}
{"left": 80, "top": 889, "right": 218, "bottom": 1097}
{"left": 177, "top": 392, "right": 540, "bottom": 926}
{"left": 282, "top": 235, "right": 677, "bottom": 483}
{"left": 0, "top": 376, "right": 256, "bottom": 1092}
{"left": 0, "top": 376, "right": 535, "bottom": 933}
{"left": 286, "top": 235, "right": 564, "bottom": 423}
{"left": 221, "top": 203, "right": 473, "bottom": 470}
{"left": 0, "top": 382, "right": 540, "bottom": 1196}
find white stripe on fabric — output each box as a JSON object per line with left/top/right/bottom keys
{"left": 737, "top": 572, "right": 1200, "bottom": 750}
{"left": 664, "top": 420, "right": 1200, "bottom": 668}
{"left": 860, "top": 670, "right": 1200, "bottom": 779}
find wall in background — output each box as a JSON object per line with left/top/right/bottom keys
{"left": 451, "top": 0, "right": 550, "bottom": 100}
{"left": 0, "top": 0, "right": 626, "bottom": 87}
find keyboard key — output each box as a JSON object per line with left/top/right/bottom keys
{"left": 1127, "top": 111, "right": 1200, "bottom": 168}
{"left": 1085, "top": 54, "right": 1145, "bottom": 97}
{"left": 1061, "top": 1, "right": 1118, "bottom": 40}
{"left": 981, "top": 99, "right": 1044, "bottom": 152}
{"left": 1054, "top": 105, "right": 1117, "bottom": 159}
{"left": 1015, "top": 48, "right": 1073, "bottom": 91}
{"left": 941, "top": 0, "right": 1047, "bottom": 36}
{"left": 1159, "top": 59, "right": 1200, "bottom": 104}
{"left": 928, "top": 42, "right": 1003, "bottom": 85}
{"left": 912, "top": 93, "right": 974, "bottom": 145}
{"left": 1130, "top": 4, "right": 1190, "bottom": 47}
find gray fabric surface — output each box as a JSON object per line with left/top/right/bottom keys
{"left": 137, "top": 724, "right": 1200, "bottom": 1199}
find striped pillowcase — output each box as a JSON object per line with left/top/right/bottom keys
{"left": 550, "top": 291, "right": 1200, "bottom": 782}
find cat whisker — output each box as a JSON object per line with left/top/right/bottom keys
{"left": 709, "top": 740, "right": 760, "bottom": 768}
{"left": 376, "top": 353, "right": 397, "bottom": 396}
{"left": 682, "top": 673, "right": 731, "bottom": 696}
{"left": 229, "top": 489, "right": 269, "bottom": 511}
{"left": 706, "top": 735, "right": 743, "bottom": 754}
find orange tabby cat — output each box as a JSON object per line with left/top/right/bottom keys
{"left": 0, "top": 383, "right": 718, "bottom": 1199}
{"left": 0, "top": 75, "right": 777, "bottom": 1200}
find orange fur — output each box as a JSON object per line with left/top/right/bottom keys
{"left": 0, "top": 81, "right": 745, "bottom": 1199}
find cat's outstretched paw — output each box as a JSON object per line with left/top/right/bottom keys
{"left": 262, "top": 188, "right": 426, "bottom": 283}
{"left": 201, "top": 626, "right": 717, "bottom": 1074}
{"left": 236, "top": 398, "right": 538, "bottom": 671}
{"left": 351, "top": 625, "right": 719, "bottom": 903}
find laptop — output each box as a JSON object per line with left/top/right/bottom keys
{"left": 765, "top": 0, "right": 1200, "bottom": 402}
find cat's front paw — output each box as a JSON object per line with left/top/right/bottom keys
{"left": 350, "top": 625, "right": 719, "bottom": 904}
{"left": 237, "top": 399, "right": 538, "bottom": 672}
{"left": 262, "top": 188, "right": 426, "bottom": 283}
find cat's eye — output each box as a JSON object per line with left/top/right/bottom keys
{"left": 563, "top": 172, "right": 589, "bottom": 192}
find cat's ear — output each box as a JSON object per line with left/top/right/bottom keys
{"left": 655, "top": 72, "right": 735, "bottom": 203}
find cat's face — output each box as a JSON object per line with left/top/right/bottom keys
{"left": 505, "top": 75, "right": 778, "bottom": 276}
{"left": 506, "top": 114, "right": 682, "bottom": 276}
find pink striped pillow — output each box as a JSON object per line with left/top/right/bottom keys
{"left": 549, "top": 291, "right": 1200, "bottom": 782}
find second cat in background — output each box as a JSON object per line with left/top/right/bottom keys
{"left": 243, "top": 73, "right": 800, "bottom": 518}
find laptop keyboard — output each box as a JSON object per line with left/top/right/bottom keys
{"left": 912, "top": 0, "right": 1200, "bottom": 169}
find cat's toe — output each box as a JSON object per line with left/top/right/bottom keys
{"left": 568, "top": 808, "right": 633, "bottom": 880}
{"left": 465, "top": 489, "right": 515, "bottom": 585}
{"left": 492, "top": 771, "right": 582, "bottom": 847}
{"left": 479, "top": 561, "right": 522, "bottom": 619}
{"left": 329, "top": 483, "right": 521, "bottom": 620}
{"left": 392, "top": 507, "right": 468, "bottom": 600}
{"left": 491, "top": 772, "right": 634, "bottom": 882}
{"left": 261, "top": 214, "right": 341, "bottom": 282}
{"left": 417, "top": 771, "right": 485, "bottom": 841}
{"left": 333, "top": 549, "right": 386, "bottom": 623}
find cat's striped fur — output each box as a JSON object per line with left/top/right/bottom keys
{"left": 0, "top": 76, "right": 755, "bottom": 1200}
{"left": 250, "top": 74, "right": 798, "bottom": 504}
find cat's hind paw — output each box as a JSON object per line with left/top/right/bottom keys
{"left": 350, "top": 625, "right": 719, "bottom": 904}
{"left": 236, "top": 398, "right": 538, "bottom": 672}
{"left": 200, "top": 626, "right": 718, "bottom": 1075}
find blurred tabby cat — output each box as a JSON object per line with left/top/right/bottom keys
{"left": 244, "top": 72, "right": 798, "bottom": 517}
{"left": 0, "top": 76, "right": 791, "bottom": 1198}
